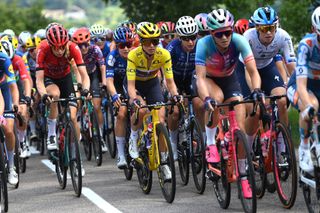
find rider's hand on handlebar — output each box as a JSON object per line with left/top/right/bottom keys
{"left": 172, "top": 95, "right": 183, "bottom": 104}
{"left": 112, "top": 93, "right": 121, "bottom": 108}
{"left": 0, "top": 115, "right": 6, "bottom": 126}
{"left": 130, "top": 98, "right": 141, "bottom": 109}
{"left": 41, "top": 94, "right": 52, "bottom": 104}
{"left": 301, "top": 105, "right": 315, "bottom": 121}
{"left": 204, "top": 96, "right": 217, "bottom": 111}
{"left": 251, "top": 88, "right": 265, "bottom": 103}
{"left": 81, "top": 89, "right": 91, "bottom": 99}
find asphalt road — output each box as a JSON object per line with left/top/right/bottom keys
{"left": 7, "top": 147, "right": 309, "bottom": 213}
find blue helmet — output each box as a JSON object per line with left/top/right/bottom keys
{"left": 251, "top": 6, "right": 278, "bottom": 25}
{"left": 113, "top": 27, "right": 134, "bottom": 43}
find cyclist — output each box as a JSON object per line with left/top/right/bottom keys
{"left": 90, "top": 24, "right": 110, "bottom": 59}
{"left": 237, "top": 6, "right": 295, "bottom": 151}
{"left": 166, "top": 16, "right": 204, "bottom": 160}
{"left": 16, "top": 31, "right": 32, "bottom": 56}
{"left": 286, "top": 7, "right": 320, "bottom": 173}
{"left": 196, "top": 9, "right": 262, "bottom": 196}
{"left": 126, "top": 22, "right": 181, "bottom": 180}
{"left": 194, "top": 13, "right": 210, "bottom": 38}
{"left": 36, "top": 23, "right": 90, "bottom": 175}
{"left": 1, "top": 39, "right": 32, "bottom": 158}
{"left": 106, "top": 26, "right": 134, "bottom": 168}
{"left": 72, "top": 27, "right": 108, "bottom": 152}
{"left": 120, "top": 20, "right": 140, "bottom": 48}
{"left": 3, "top": 29, "right": 15, "bottom": 37}
{"left": 0, "top": 43, "right": 20, "bottom": 185}
{"left": 159, "top": 21, "right": 176, "bottom": 48}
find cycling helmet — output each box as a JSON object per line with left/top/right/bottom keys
{"left": 0, "top": 40, "right": 15, "bottom": 59}
{"left": 312, "top": 6, "right": 320, "bottom": 34}
{"left": 234, "top": 19, "right": 249, "bottom": 35}
{"left": 3, "top": 29, "right": 15, "bottom": 37}
{"left": 248, "top": 17, "right": 255, "bottom": 28}
{"left": 46, "top": 24, "right": 69, "bottom": 47}
{"left": 160, "top": 22, "right": 175, "bottom": 35}
{"left": 1, "top": 35, "right": 18, "bottom": 49}
{"left": 137, "top": 22, "right": 161, "bottom": 39}
{"left": 34, "top": 29, "right": 46, "bottom": 40}
{"left": 113, "top": 27, "right": 134, "bottom": 43}
{"left": 120, "top": 20, "right": 137, "bottom": 33}
{"left": 194, "top": 13, "right": 209, "bottom": 31}
{"left": 72, "top": 27, "right": 91, "bottom": 44}
{"left": 90, "top": 24, "right": 106, "bottom": 37}
{"left": 25, "top": 36, "right": 36, "bottom": 49}
{"left": 18, "top": 31, "right": 32, "bottom": 46}
{"left": 207, "top": 9, "right": 234, "bottom": 30}
{"left": 251, "top": 6, "right": 278, "bottom": 25}
{"left": 175, "top": 16, "right": 199, "bottom": 36}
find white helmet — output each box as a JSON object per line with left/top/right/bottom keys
{"left": 0, "top": 40, "right": 15, "bottom": 59}
{"left": 90, "top": 24, "right": 106, "bottom": 37}
{"left": 312, "top": 7, "right": 320, "bottom": 34}
{"left": 18, "top": 31, "right": 32, "bottom": 46}
{"left": 3, "top": 29, "right": 15, "bottom": 37}
{"left": 175, "top": 16, "right": 199, "bottom": 36}
{"left": 34, "top": 29, "right": 46, "bottom": 40}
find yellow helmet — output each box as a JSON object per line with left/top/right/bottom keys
{"left": 137, "top": 22, "right": 161, "bottom": 39}
{"left": 24, "top": 37, "right": 36, "bottom": 49}
{"left": 34, "top": 36, "right": 42, "bottom": 48}
{"left": 1, "top": 35, "right": 18, "bottom": 49}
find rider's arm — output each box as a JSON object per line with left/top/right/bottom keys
{"left": 162, "top": 50, "right": 178, "bottom": 96}
{"left": 71, "top": 44, "right": 90, "bottom": 91}
{"left": 8, "top": 82, "right": 19, "bottom": 107}
{"left": 297, "top": 77, "right": 311, "bottom": 108}
{"left": 15, "top": 57, "right": 31, "bottom": 97}
{"left": 0, "top": 90, "right": 4, "bottom": 115}
{"left": 4, "top": 57, "right": 19, "bottom": 105}
{"left": 281, "top": 29, "right": 296, "bottom": 76}
{"left": 105, "top": 54, "right": 117, "bottom": 96}
{"left": 35, "top": 70, "right": 47, "bottom": 97}
{"left": 195, "top": 65, "right": 209, "bottom": 101}
{"left": 70, "top": 58, "right": 82, "bottom": 84}
{"left": 126, "top": 52, "right": 137, "bottom": 100}
{"left": 77, "top": 65, "right": 90, "bottom": 91}
{"left": 245, "top": 59, "right": 261, "bottom": 90}
{"left": 100, "top": 64, "right": 107, "bottom": 86}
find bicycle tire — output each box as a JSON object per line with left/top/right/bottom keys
{"left": 301, "top": 173, "right": 320, "bottom": 213}
{"left": 252, "top": 131, "right": 266, "bottom": 199}
{"left": 235, "top": 130, "right": 257, "bottom": 213}
{"left": 90, "top": 110, "right": 102, "bottom": 166}
{"left": 13, "top": 135, "right": 20, "bottom": 189}
{"left": 177, "top": 127, "right": 189, "bottom": 186}
{"left": 212, "top": 139, "right": 231, "bottom": 209}
{"left": 19, "top": 158, "right": 26, "bottom": 174}
{"left": 39, "top": 116, "right": 46, "bottom": 156}
{"left": 0, "top": 141, "right": 8, "bottom": 212}
{"left": 56, "top": 127, "right": 67, "bottom": 189}
{"left": 124, "top": 129, "right": 133, "bottom": 180}
{"left": 272, "top": 122, "right": 297, "bottom": 209}
{"left": 136, "top": 149, "right": 152, "bottom": 194}
{"left": 156, "top": 123, "right": 176, "bottom": 203}
{"left": 66, "top": 122, "right": 82, "bottom": 197}
{"left": 105, "top": 104, "right": 116, "bottom": 158}
{"left": 190, "top": 117, "right": 206, "bottom": 194}
{"left": 81, "top": 132, "right": 92, "bottom": 161}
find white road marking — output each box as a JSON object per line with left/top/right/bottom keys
{"left": 41, "top": 159, "right": 122, "bottom": 213}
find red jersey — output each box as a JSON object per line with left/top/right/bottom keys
{"left": 12, "top": 54, "right": 30, "bottom": 81}
{"left": 36, "top": 40, "right": 84, "bottom": 79}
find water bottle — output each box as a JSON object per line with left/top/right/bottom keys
{"left": 222, "top": 132, "right": 230, "bottom": 160}
{"left": 260, "top": 131, "right": 270, "bottom": 157}
{"left": 146, "top": 118, "right": 153, "bottom": 149}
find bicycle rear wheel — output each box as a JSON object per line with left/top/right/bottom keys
{"left": 273, "top": 122, "right": 297, "bottom": 209}
{"left": 156, "top": 123, "right": 176, "bottom": 203}
{"left": 105, "top": 104, "right": 116, "bottom": 158}
{"left": 190, "top": 117, "right": 206, "bottom": 194}
{"left": 91, "top": 110, "right": 102, "bottom": 166}
{"left": 67, "top": 122, "right": 82, "bottom": 197}
{"left": 252, "top": 132, "right": 266, "bottom": 199}
{"left": 235, "top": 130, "right": 256, "bottom": 213}
{"left": 0, "top": 141, "right": 8, "bottom": 212}
{"left": 56, "top": 127, "right": 67, "bottom": 189}
{"left": 13, "top": 135, "right": 20, "bottom": 189}
{"left": 177, "top": 129, "right": 189, "bottom": 186}
{"left": 124, "top": 128, "right": 133, "bottom": 180}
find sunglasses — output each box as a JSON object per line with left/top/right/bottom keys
{"left": 256, "top": 24, "right": 277, "bottom": 33}
{"left": 141, "top": 39, "right": 159, "bottom": 46}
{"left": 117, "top": 42, "right": 133, "bottom": 49}
{"left": 212, "top": 30, "right": 233, "bottom": 39}
{"left": 180, "top": 35, "right": 197, "bottom": 41}
{"left": 92, "top": 37, "right": 106, "bottom": 43}
{"left": 164, "top": 34, "right": 175, "bottom": 39}
{"left": 78, "top": 42, "right": 89, "bottom": 48}
{"left": 28, "top": 48, "right": 36, "bottom": 53}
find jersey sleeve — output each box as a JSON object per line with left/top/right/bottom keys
{"left": 15, "top": 56, "right": 30, "bottom": 80}
{"left": 281, "top": 30, "right": 296, "bottom": 64}
{"left": 36, "top": 44, "right": 46, "bottom": 71}
{"left": 106, "top": 52, "right": 116, "bottom": 78}
{"left": 234, "top": 34, "right": 255, "bottom": 64}
{"left": 295, "top": 41, "right": 309, "bottom": 79}
{"left": 195, "top": 38, "right": 207, "bottom": 66}
{"left": 161, "top": 49, "right": 173, "bottom": 79}
{"left": 70, "top": 43, "right": 85, "bottom": 65}
{"left": 126, "top": 50, "right": 137, "bottom": 81}
{"left": 4, "top": 58, "right": 16, "bottom": 85}
{"left": 274, "top": 54, "right": 283, "bottom": 62}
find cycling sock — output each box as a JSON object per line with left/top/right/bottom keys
{"left": 299, "top": 127, "right": 309, "bottom": 150}
{"left": 17, "top": 129, "right": 25, "bottom": 143}
{"left": 238, "top": 159, "right": 246, "bottom": 175}
{"left": 8, "top": 150, "right": 14, "bottom": 169}
{"left": 47, "top": 118, "right": 57, "bottom": 137}
{"left": 169, "top": 129, "right": 178, "bottom": 145}
{"left": 99, "top": 126, "right": 103, "bottom": 138}
{"left": 29, "top": 120, "right": 36, "bottom": 134}
{"left": 205, "top": 126, "right": 217, "bottom": 146}
{"left": 246, "top": 134, "right": 255, "bottom": 152}
{"left": 116, "top": 136, "right": 125, "bottom": 157}
{"left": 130, "top": 129, "right": 139, "bottom": 142}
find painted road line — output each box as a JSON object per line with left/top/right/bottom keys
{"left": 82, "top": 187, "right": 122, "bottom": 213}
{"left": 41, "top": 159, "right": 71, "bottom": 179}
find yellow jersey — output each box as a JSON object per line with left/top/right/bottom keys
{"left": 126, "top": 46, "right": 173, "bottom": 81}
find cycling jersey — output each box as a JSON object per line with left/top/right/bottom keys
{"left": 106, "top": 49, "right": 127, "bottom": 81}
{"left": 82, "top": 45, "right": 105, "bottom": 74}
{"left": 166, "top": 38, "right": 196, "bottom": 79}
{"left": 101, "top": 42, "right": 110, "bottom": 59}
{"left": 36, "top": 40, "right": 84, "bottom": 79}
{"left": 126, "top": 46, "right": 173, "bottom": 81}
{"left": 243, "top": 28, "right": 296, "bottom": 69}
{"left": 195, "top": 34, "right": 254, "bottom": 77}
{"left": 11, "top": 54, "right": 30, "bottom": 82}
{"left": 0, "top": 52, "right": 15, "bottom": 87}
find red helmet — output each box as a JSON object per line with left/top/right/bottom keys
{"left": 161, "top": 21, "right": 175, "bottom": 35}
{"left": 72, "top": 27, "right": 90, "bottom": 44}
{"left": 46, "top": 24, "right": 69, "bottom": 47}
{"left": 234, "top": 19, "right": 249, "bottom": 35}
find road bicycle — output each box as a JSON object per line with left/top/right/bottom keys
{"left": 102, "top": 94, "right": 116, "bottom": 158}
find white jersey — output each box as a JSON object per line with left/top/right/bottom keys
{"left": 243, "top": 28, "right": 296, "bottom": 69}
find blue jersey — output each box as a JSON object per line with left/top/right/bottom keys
{"left": 0, "top": 52, "right": 16, "bottom": 87}
{"left": 106, "top": 49, "right": 127, "bottom": 85}
{"left": 195, "top": 33, "right": 254, "bottom": 77}
{"left": 166, "top": 39, "right": 196, "bottom": 80}
{"left": 102, "top": 43, "right": 111, "bottom": 59}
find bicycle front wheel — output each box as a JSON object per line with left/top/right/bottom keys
{"left": 105, "top": 104, "right": 116, "bottom": 158}
{"left": 91, "top": 110, "right": 102, "bottom": 166}
{"left": 156, "top": 123, "right": 176, "bottom": 203}
{"left": 177, "top": 129, "right": 189, "bottom": 186}
{"left": 190, "top": 117, "right": 206, "bottom": 194}
{"left": 66, "top": 122, "right": 82, "bottom": 197}
{"left": 13, "top": 135, "right": 20, "bottom": 189}
{"left": 136, "top": 149, "right": 152, "bottom": 194}
{"left": 273, "top": 122, "right": 297, "bottom": 209}
{"left": 235, "top": 130, "right": 256, "bottom": 213}
{"left": 0, "top": 141, "right": 8, "bottom": 212}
